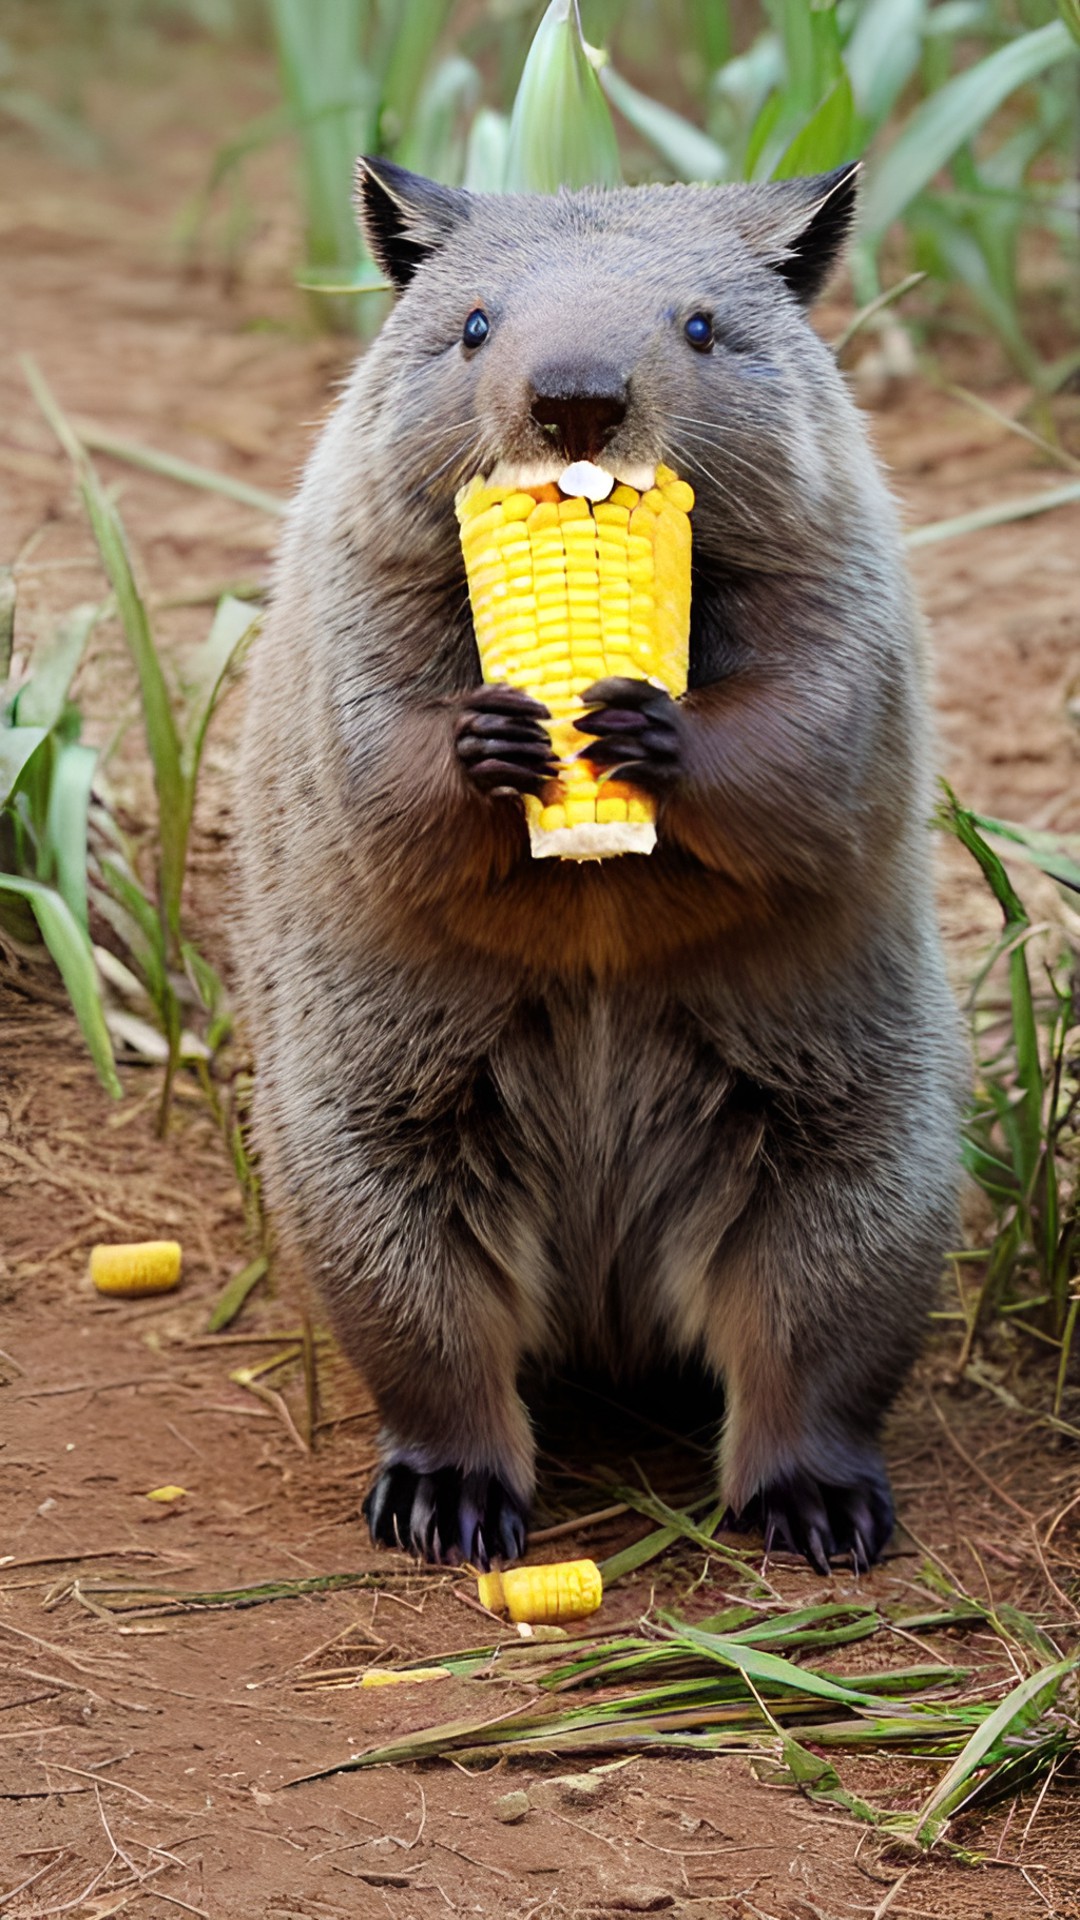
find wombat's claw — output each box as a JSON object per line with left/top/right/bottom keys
{"left": 731, "top": 1468, "right": 895, "bottom": 1575}
{"left": 456, "top": 685, "right": 557, "bottom": 799}
{"left": 364, "top": 1461, "right": 528, "bottom": 1569}
{"left": 575, "top": 675, "right": 681, "bottom": 788}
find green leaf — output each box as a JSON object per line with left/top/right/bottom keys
{"left": 99, "top": 855, "right": 168, "bottom": 1014}
{"left": 936, "top": 786, "right": 1029, "bottom": 927}
{"left": 0, "top": 873, "right": 121, "bottom": 1097}
{"left": 462, "top": 107, "right": 510, "bottom": 191}
{"left": 269, "top": 0, "right": 372, "bottom": 285}
{"left": 373, "top": 0, "right": 454, "bottom": 147}
{"left": 659, "top": 1616, "right": 898, "bottom": 1711}
{"left": 974, "top": 815, "right": 1080, "bottom": 895}
{"left": 44, "top": 741, "right": 96, "bottom": 930}
{"left": 180, "top": 595, "right": 260, "bottom": 787}
{"left": 772, "top": 71, "right": 856, "bottom": 179}
{"left": 843, "top": 0, "right": 925, "bottom": 129}
{"left": 0, "top": 725, "right": 47, "bottom": 806}
{"left": 12, "top": 604, "right": 101, "bottom": 733}
{"left": 861, "top": 20, "right": 1076, "bottom": 243}
{"left": 914, "top": 1655, "right": 1078, "bottom": 1844}
{"left": 24, "top": 359, "right": 188, "bottom": 944}
{"left": 395, "top": 54, "right": 480, "bottom": 179}
{"left": 600, "top": 65, "right": 728, "bottom": 180}
{"left": 207, "top": 1254, "right": 270, "bottom": 1333}
{"left": 962, "top": 1135, "right": 1021, "bottom": 1201}
{"left": 906, "top": 478, "right": 1080, "bottom": 549}
{"left": 504, "top": 0, "right": 622, "bottom": 193}
{"left": 0, "top": 566, "right": 14, "bottom": 681}
{"left": 78, "top": 428, "right": 286, "bottom": 519}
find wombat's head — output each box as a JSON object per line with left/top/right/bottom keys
{"left": 356, "top": 159, "right": 865, "bottom": 573}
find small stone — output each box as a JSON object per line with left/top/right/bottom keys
{"left": 606, "top": 1890, "right": 674, "bottom": 1913}
{"left": 493, "top": 1789, "right": 530, "bottom": 1824}
{"left": 555, "top": 1771, "right": 605, "bottom": 1805}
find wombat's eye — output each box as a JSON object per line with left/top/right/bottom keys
{"left": 684, "top": 313, "right": 714, "bottom": 351}
{"left": 463, "top": 309, "right": 490, "bottom": 348}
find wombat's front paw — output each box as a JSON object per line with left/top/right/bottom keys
{"left": 574, "top": 676, "right": 682, "bottom": 790}
{"left": 364, "top": 1461, "right": 529, "bottom": 1569}
{"left": 455, "top": 684, "right": 557, "bottom": 799}
{"left": 730, "top": 1467, "right": 895, "bottom": 1576}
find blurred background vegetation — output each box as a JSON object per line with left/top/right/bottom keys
{"left": 2, "top": 0, "right": 1078, "bottom": 369}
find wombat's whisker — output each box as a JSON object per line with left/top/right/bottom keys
{"left": 412, "top": 435, "right": 482, "bottom": 498}
{"left": 666, "top": 438, "right": 765, "bottom": 530}
{"left": 667, "top": 424, "right": 791, "bottom": 500}
{"left": 414, "top": 415, "right": 483, "bottom": 447}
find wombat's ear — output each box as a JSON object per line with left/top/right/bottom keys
{"left": 356, "top": 157, "right": 471, "bottom": 292}
{"left": 768, "top": 161, "right": 861, "bottom": 305}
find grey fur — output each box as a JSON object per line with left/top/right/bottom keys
{"left": 236, "top": 163, "right": 967, "bottom": 1571}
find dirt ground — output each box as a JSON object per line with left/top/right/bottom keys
{"left": 2, "top": 25, "right": 1080, "bottom": 1920}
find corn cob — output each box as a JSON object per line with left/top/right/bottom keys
{"left": 456, "top": 463, "right": 694, "bottom": 860}
{"left": 361, "top": 1666, "right": 452, "bottom": 1688}
{"left": 89, "top": 1240, "right": 182, "bottom": 1297}
{"left": 476, "top": 1557, "right": 603, "bottom": 1624}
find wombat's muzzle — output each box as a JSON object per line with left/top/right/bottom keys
{"left": 529, "top": 360, "right": 629, "bottom": 464}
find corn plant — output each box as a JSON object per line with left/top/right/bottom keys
{"left": 241, "top": 0, "right": 1077, "bottom": 372}
{"left": 938, "top": 789, "right": 1080, "bottom": 1390}
{"left": 1, "top": 589, "right": 121, "bottom": 1098}
{"left": 20, "top": 359, "right": 260, "bottom": 1131}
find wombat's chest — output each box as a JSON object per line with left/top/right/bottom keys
{"left": 487, "top": 988, "right": 741, "bottom": 1206}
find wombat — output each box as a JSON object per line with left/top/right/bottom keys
{"left": 236, "top": 157, "right": 966, "bottom": 1574}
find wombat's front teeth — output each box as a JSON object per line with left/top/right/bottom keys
{"left": 557, "top": 461, "right": 614, "bottom": 503}
{"left": 483, "top": 458, "right": 657, "bottom": 496}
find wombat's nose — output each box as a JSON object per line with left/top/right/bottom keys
{"left": 529, "top": 369, "right": 628, "bottom": 463}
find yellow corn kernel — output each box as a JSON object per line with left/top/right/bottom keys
{"left": 476, "top": 1558, "right": 603, "bottom": 1625}
{"left": 455, "top": 465, "right": 694, "bottom": 861}
{"left": 90, "top": 1241, "right": 182, "bottom": 1296}
{"left": 145, "top": 1485, "right": 188, "bottom": 1502}
{"left": 360, "top": 1666, "right": 452, "bottom": 1688}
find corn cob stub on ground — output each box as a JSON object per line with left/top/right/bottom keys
{"left": 90, "top": 1240, "right": 182, "bottom": 1296}
{"left": 477, "top": 1557, "right": 603, "bottom": 1625}
{"left": 456, "top": 463, "right": 694, "bottom": 860}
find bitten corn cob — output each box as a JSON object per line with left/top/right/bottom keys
{"left": 89, "top": 1241, "right": 182, "bottom": 1296}
{"left": 476, "top": 1558, "right": 603, "bottom": 1624}
{"left": 456, "top": 464, "right": 694, "bottom": 860}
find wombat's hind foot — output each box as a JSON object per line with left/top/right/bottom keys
{"left": 730, "top": 1466, "right": 895, "bottom": 1576}
{"left": 364, "top": 1461, "right": 529, "bottom": 1569}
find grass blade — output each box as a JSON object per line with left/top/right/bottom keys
{"left": 78, "top": 427, "right": 286, "bottom": 518}
{"left": 906, "top": 479, "right": 1080, "bottom": 548}
{"left": 24, "top": 358, "right": 187, "bottom": 943}
{"left": 772, "top": 72, "right": 856, "bottom": 179}
{"left": 11, "top": 604, "right": 102, "bottom": 732}
{"left": 0, "top": 727, "right": 47, "bottom": 806}
{"left": 973, "top": 816, "right": 1080, "bottom": 895}
{"left": 913, "top": 1654, "right": 1078, "bottom": 1845}
{"left": 44, "top": 741, "right": 97, "bottom": 931}
{"left": 0, "top": 566, "right": 14, "bottom": 680}
{"left": 861, "top": 19, "right": 1075, "bottom": 242}
{"left": 207, "top": 1255, "right": 271, "bottom": 1334}
{"left": 600, "top": 63, "right": 728, "bottom": 179}
{"left": 0, "top": 874, "right": 121, "bottom": 1097}
{"left": 180, "top": 595, "right": 261, "bottom": 785}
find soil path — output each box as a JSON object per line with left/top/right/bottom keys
{"left": 2, "top": 32, "right": 1078, "bottom": 1920}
